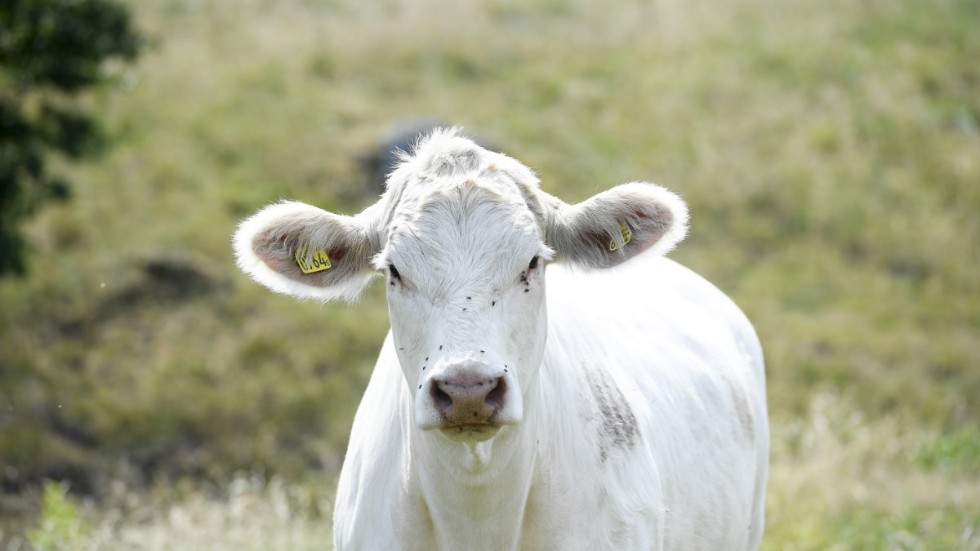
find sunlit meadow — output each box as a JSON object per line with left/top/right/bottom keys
{"left": 1, "top": 0, "right": 977, "bottom": 548}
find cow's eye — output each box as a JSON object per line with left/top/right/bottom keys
{"left": 388, "top": 264, "right": 401, "bottom": 281}
{"left": 520, "top": 256, "right": 540, "bottom": 284}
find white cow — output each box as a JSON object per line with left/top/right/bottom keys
{"left": 233, "top": 129, "right": 768, "bottom": 550}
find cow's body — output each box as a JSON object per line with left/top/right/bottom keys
{"left": 334, "top": 255, "right": 767, "bottom": 550}
{"left": 233, "top": 128, "right": 768, "bottom": 550}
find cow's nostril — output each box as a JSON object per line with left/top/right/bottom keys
{"left": 485, "top": 376, "right": 507, "bottom": 409}
{"left": 430, "top": 381, "right": 453, "bottom": 413}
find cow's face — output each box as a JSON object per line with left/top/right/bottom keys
{"left": 233, "top": 129, "right": 688, "bottom": 441}
{"left": 376, "top": 178, "right": 552, "bottom": 441}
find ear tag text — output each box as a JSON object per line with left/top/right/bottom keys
{"left": 295, "top": 246, "right": 332, "bottom": 274}
{"left": 609, "top": 222, "right": 633, "bottom": 251}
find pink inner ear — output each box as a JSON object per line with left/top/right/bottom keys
{"left": 609, "top": 215, "right": 671, "bottom": 256}
{"left": 582, "top": 227, "right": 611, "bottom": 251}
{"left": 636, "top": 202, "right": 675, "bottom": 241}
{"left": 253, "top": 229, "right": 295, "bottom": 263}
{"left": 252, "top": 225, "right": 365, "bottom": 288}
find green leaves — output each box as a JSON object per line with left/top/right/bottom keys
{"left": 0, "top": 0, "right": 141, "bottom": 92}
{"left": 27, "top": 481, "right": 92, "bottom": 550}
{"left": 0, "top": 0, "right": 141, "bottom": 276}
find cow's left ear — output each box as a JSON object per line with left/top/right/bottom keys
{"left": 545, "top": 182, "right": 688, "bottom": 269}
{"left": 233, "top": 201, "right": 380, "bottom": 302}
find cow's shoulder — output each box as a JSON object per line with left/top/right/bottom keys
{"left": 334, "top": 334, "right": 421, "bottom": 547}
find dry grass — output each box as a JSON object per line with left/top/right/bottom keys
{"left": 765, "top": 394, "right": 979, "bottom": 550}
{"left": 3, "top": 474, "right": 334, "bottom": 551}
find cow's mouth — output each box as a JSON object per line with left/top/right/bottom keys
{"left": 439, "top": 421, "right": 501, "bottom": 441}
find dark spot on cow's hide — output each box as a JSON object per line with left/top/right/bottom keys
{"left": 583, "top": 365, "right": 639, "bottom": 462}
{"left": 729, "top": 378, "right": 755, "bottom": 441}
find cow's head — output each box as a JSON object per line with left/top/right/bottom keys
{"left": 234, "top": 129, "right": 687, "bottom": 442}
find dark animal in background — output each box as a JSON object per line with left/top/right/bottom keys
{"left": 358, "top": 118, "right": 495, "bottom": 193}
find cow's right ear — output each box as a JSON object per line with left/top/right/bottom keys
{"left": 233, "top": 201, "right": 379, "bottom": 302}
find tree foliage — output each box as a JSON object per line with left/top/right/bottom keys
{"left": 0, "top": 0, "right": 141, "bottom": 276}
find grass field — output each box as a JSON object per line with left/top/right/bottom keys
{"left": 1, "top": 0, "right": 977, "bottom": 548}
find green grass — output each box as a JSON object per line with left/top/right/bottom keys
{"left": 1, "top": 0, "right": 978, "bottom": 547}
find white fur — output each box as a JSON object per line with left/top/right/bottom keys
{"left": 233, "top": 129, "right": 769, "bottom": 550}
{"left": 334, "top": 255, "right": 768, "bottom": 550}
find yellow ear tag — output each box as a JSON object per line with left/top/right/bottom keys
{"left": 609, "top": 222, "right": 633, "bottom": 251}
{"left": 294, "top": 246, "right": 332, "bottom": 274}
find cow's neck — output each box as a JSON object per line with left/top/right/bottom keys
{"left": 412, "top": 422, "right": 537, "bottom": 551}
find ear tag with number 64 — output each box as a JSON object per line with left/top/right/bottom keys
{"left": 295, "top": 246, "right": 332, "bottom": 274}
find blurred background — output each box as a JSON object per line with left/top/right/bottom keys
{"left": 1, "top": 0, "right": 977, "bottom": 548}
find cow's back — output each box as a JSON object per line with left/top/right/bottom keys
{"left": 535, "top": 254, "right": 768, "bottom": 550}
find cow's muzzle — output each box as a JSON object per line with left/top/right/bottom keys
{"left": 416, "top": 357, "right": 522, "bottom": 437}
{"left": 429, "top": 372, "right": 508, "bottom": 428}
